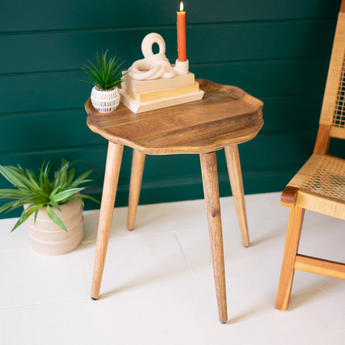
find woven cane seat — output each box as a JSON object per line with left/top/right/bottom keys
{"left": 287, "top": 154, "right": 345, "bottom": 220}
{"left": 301, "top": 155, "right": 345, "bottom": 201}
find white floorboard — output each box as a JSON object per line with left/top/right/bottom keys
{"left": 1, "top": 192, "right": 345, "bottom": 344}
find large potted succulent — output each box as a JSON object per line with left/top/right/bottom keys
{"left": 0, "top": 160, "right": 99, "bottom": 255}
{"left": 81, "top": 50, "right": 126, "bottom": 113}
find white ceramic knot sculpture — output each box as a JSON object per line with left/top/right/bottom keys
{"left": 129, "top": 33, "right": 189, "bottom": 81}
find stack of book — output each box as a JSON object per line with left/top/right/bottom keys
{"left": 120, "top": 70, "right": 204, "bottom": 113}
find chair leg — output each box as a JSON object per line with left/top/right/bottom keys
{"left": 91, "top": 142, "right": 124, "bottom": 300}
{"left": 127, "top": 150, "right": 146, "bottom": 230}
{"left": 224, "top": 145, "right": 249, "bottom": 247}
{"left": 275, "top": 206, "right": 305, "bottom": 310}
{"left": 200, "top": 151, "right": 228, "bottom": 324}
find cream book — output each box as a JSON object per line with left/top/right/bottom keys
{"left": 119, "top": 88, "right": 204, "bottom": 113}
{"left": 122, "top": 71, "right": 195, "bottom": 95}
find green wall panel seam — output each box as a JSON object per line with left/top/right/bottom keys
{"left": 0, "top": 57, "right": 331, "bottom": 79}
{"left": 0, "top": 108, "right": 84, "bottom": 119}
{"left": 0, "top": 17, "right": 337, "bottom": 37}
{"left": 0, "top": 143, "right": 108, "bottom": 157}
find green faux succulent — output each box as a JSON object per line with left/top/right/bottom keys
{"left": 0, "top": 160, "right": 100, "bottom": 232}
{"left": 81, "top": 50, "right": 127, "bottom": 90}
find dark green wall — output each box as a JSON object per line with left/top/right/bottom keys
{"left": 0, "top": 0, "right": 342, "bottom": 217}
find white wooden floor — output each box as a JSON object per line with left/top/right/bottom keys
{"left": 1, "top": 192, "right": 345, "bottom": 344}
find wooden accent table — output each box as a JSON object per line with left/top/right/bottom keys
{"left": 85, "top": 79, "right": 263, "bottom": 323}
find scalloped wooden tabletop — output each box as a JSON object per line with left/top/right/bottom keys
{"left": 85, "top": 79, "right": 264, "bottom": 155}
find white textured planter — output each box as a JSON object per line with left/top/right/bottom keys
{"left": 91, "top": 86, "right": 120, "bottom": 113}
{"left": 25, "top": 199, "right": 84, "bottom": 256}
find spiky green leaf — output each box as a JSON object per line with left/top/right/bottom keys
{"left": 80, "top": 50, "right": 126, "bottom": 90}
{"left": 77, "top": 194, "right": 101, "bottom": 204}
{"left": 46, "top": 205, "right": 68, "bottom": 232}
{"left": 0, "top": 166, "right": 29, "bottom": 189}
{"left": 48, "top": 200, "right": 61, "bottom": 212}
{"left": 0, "top": 160, "right": 98, "bottom": 228}
{"left": 10, "top": 205, "right": 40, "bottom": 232}
{"left": 51, "top": 188, "right": 84, "bottom": 202}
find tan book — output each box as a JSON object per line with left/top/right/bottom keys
{"left": 120, "top": 89, "right": 204, "bottom": 114}
{"left": 122, "top": 71, "right": 195, "bottom": 95}
{"left": 125, "top": 82, "right": 200, "bottom": 102}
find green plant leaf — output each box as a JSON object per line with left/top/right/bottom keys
{"left": 43, "top": 162, "right": 51, "bottom": 195}
{"left": 12, "top": 165, "right": 26, "bottom": 174}
{"left": 0, "top": 189, "right": 33, "bottom": 198}
{"left": 34, "top": 204, "right": 44, "bottom": 223}
{"left": 77, "top": 194, "right": 101, "bottom": 204}
{"left": 10, "top": 204, "right": 40, "bottom": 232}
{"left": 46, "top": 205, "right": 68, "bottom": 232}
{"left": 11, "top": 218, "right": 24, "bottom": 232}
{"left": 0, "top": 200, "right": 18, "bottom": 213}
{"left": 78, "top": 197, "right": 85, "bottom": 208}
{"left": 38, "top": 160, "right": 46, "bottom": 190}
{"left": 51, "top": 188, "right": 84, "bottom": 202}
{"left": 55, "top": 160, "right": 69, "bottom": 188}
{"left": 50, "top": 186, "right": 60, "bottom": 199}
{"left": 48, "top": 200, "right": 61, "bottom": 212}
{"left": 0, "top": 160, "right": 98, "bottom": 219}
{"left": 0, "top": 166, "right": 29, "bottom": 189}
{"left": 71, "top": 170, "right": 93, "bottom": 187}
{"left": 66, "top": 167, "right": 75, "bottom": 185}
{"left": 80, "top": 50, "right": 126, "bottom": 90}
{"left": 25, "top": 168, "right": 40, "bottom": 190}
{"left": 8, "top": 197, "right": 44, "bottom": 212}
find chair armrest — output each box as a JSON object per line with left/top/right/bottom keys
{"left": 281, "top": 186, "right": 299, "bottom": 207}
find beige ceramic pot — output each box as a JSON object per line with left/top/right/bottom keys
{"left": 25, "top": 199, "right": 84, "bottom": 255}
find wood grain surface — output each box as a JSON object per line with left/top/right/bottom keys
{"left": 294, "top": 254, "right": 345, "bottom": 280}
{"left": 224, "top": 145, "right": 249, "bottom": 247}
{"left": 280, "top": 186, "right": 299, "bottom": 207}
{"left": 314, "top": 124, "right": 331, "bottom": 154}
{"left": 200, "top": 151, "right": 228, "bottom": 323}
{"left": 86, "top": 79, "right": 264, "bottom": 155}
{"left": 127, "top": 150, "right": 146, "bottom": 230}
{"left": 275, "top": 206, "right": 305, "bottom": 311}
{"left": 91, "top": 142, "right": 124, "bottom": 300}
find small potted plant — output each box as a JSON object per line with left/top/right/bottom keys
{"left": 81, "top": 50, "right": 126, "bottom": 113}
{"left": 0, "top": 160, "right": 99, "bottom": 255}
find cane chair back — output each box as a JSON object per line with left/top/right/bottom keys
{"left": 276, "top": 0, "right": 345, "bottom": 311}
{"left": 280, "top": 2, "right": 345, "bottom": 220}
{"left": 315, "top": 3, "right": 345, "bottom": 153}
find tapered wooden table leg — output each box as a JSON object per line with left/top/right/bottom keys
{"left": 91, "top": 141, "right": 124, "bottom": 300}
{"left": 275, "top": 206, "right": 305, "bottom": 310}
{"left": 200, "top": 151, "right": 228, "bottom": 324}
{"left": 224, "top": 145, "right": 249, "bottom": 247}
{"left": 127, "top": 150, "right": 146, "bottom": 230}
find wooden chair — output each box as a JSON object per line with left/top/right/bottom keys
{"left": 275, "top": 0, "right": 345, "bottom": 311}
